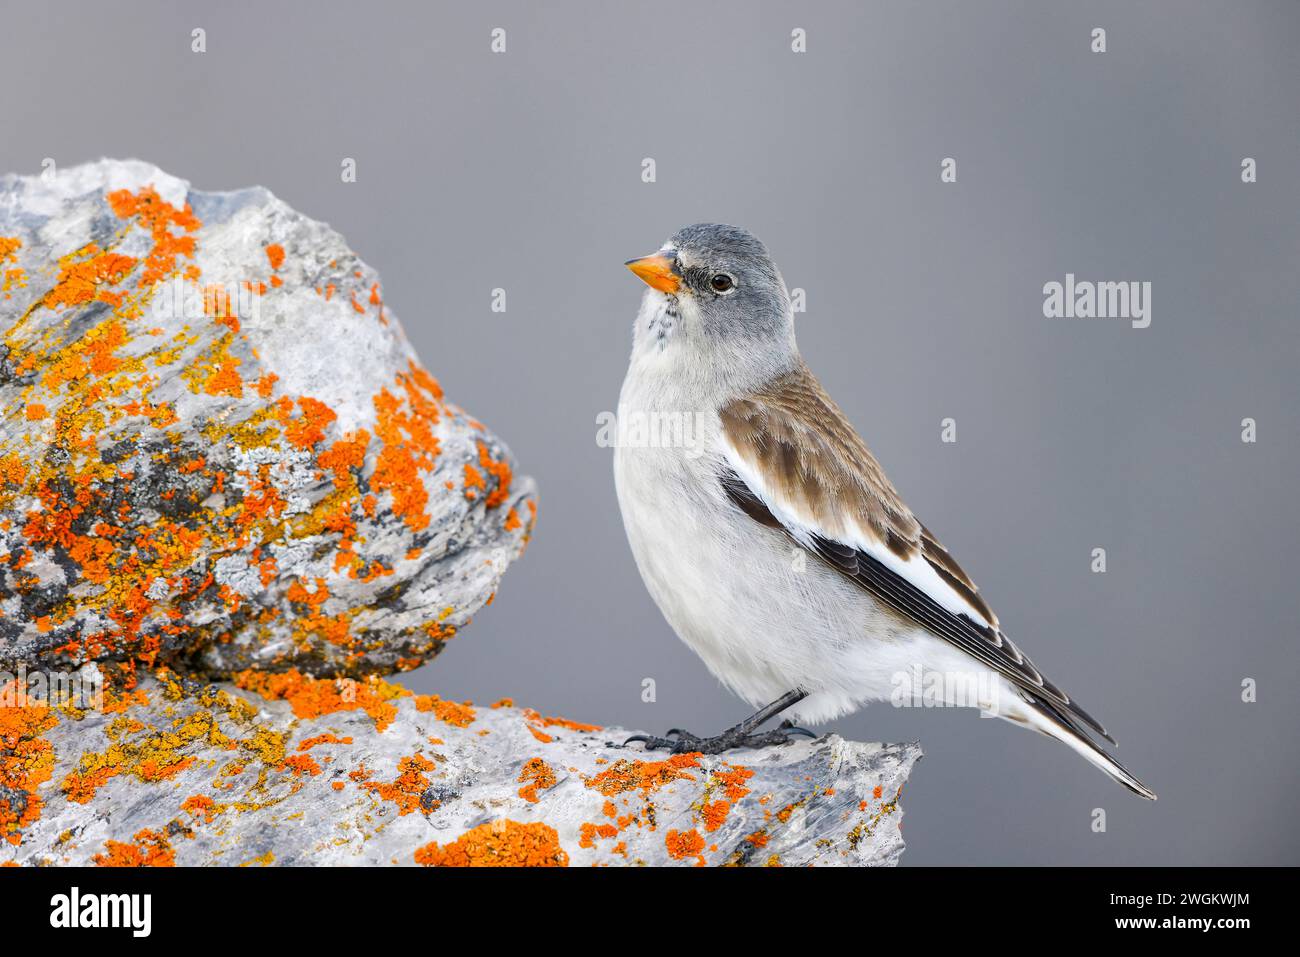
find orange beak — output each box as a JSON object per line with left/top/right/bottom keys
{"left": 625, "top": 252, "right": 681, "bottom": 294}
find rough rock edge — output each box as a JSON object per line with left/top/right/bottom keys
{"left": 1, "top": 671, "right": 919, "bottom": 867}
{"left": 1, "top": 159, "right": 536, "bottom": 677}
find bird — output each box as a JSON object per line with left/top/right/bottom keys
{"left": 613, "top": 223, "right": 1155, "bottom": 800}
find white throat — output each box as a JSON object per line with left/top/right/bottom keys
{"left": 624, "top": 289, "right": 799, "bottom": 412}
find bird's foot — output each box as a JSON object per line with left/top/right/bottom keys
{"left": 621, "top": 723, "right": 817, "bottom": 755}
{"left": 777, "top": 718, "right": 819, "bottom": 739}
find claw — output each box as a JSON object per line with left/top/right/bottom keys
{"left": 619, "top": 722, "right": 816, "bottom": 755}
{"left": 620, "top": 733, "right": 678, "bottom": 752}
{"left": 778, "top": 725, "right": 818, "bottom": 739}
{"left": 741, "top": 729, "right": 801, "bottom": 749}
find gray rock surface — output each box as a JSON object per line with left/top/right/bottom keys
{"left": 0, "top": 160, "right": 535, "bottom": 677}
{"left": 1, "top": 670, "right": 919, "bottom": 866}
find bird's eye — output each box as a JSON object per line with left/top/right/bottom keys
{"left": 709, "top": 273, "right": 735, "bottom": 293}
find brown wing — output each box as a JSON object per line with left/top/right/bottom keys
{"left": 719, "top": 362, "right": 1114, "bottom": 744}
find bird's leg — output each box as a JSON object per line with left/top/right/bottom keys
{"left": 622, "top": 689, "right": 816, "bottom": 754}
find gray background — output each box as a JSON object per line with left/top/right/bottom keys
{"left": 3, "top": 0, "right": 1296, "bottom": 865}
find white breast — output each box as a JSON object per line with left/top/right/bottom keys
{"left": 613, "top": 365, "right": 962, "bottom": 724}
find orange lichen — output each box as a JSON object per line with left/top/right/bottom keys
{"left": 369, "top": 362, "right": 443, "bottom": 532}
{"left": 516, "top": 756, "right": 556, "bottom": 803}
{"left": 136, "top": 754, "right": 194, "bottom": 782}
{"left": 1, "top": 267, "right": 27, "bottom": 300}
{"left": 522, "top": 707, "right": 600, "bottom": 742}
{"left": 701, "top": 800, "right": 731, "bottom": 832}
{"left": 0, "top": 453, "right": 27, "bottom": 489}
{"left": 578, "top": 822, "right": 619, "bottom": 848}
{"left": 106, "top": 186, "right": 199, "bottom": 286}
{"left": 463, "top": 462, "right": 484, "bottom": 499}
{"left": 264, "top": 243, "right": 286, "bottom": 270}
{"left": 204, "top": 284, "right": 239, "bottom": 332}
{"left": 413, "top": 694, "right": 476, "bottom": 728}
{"left": 281, "top": 754, "right": 322, "bottom": 777}
{"left": 414, "top": 819, "right": 568, "bottom": 867}
{"left": 476, "top": 441, "right": 513, "bottom": 508}
{"left": 713, "top": 763, "right": 754, "bottom": 802}
{"left": 181, "top": 794, "right": 219, "bottom": 823}
{"left": 61, "top": 765, "right": 119, "bottom": 804}
{"left": 586, "top": 753, "right": 700, "bottom": 798}
{"left": 363, "top": 753, "right": 435, "bottom": 814}
{"left": 681, "top": 764, "right": 755, "bottom": 835}
{"left": 297, "top": 733, "right": 352, "bottom": 752}
{"left": 317, "top": 430, "right": 369, "bottom": 484}
{"left": 280, "top": 396, "right": 337, "bottom": 450}
{"left": 286, "top": 577, "right": 329, "bottom": 609}
{"left": 665, "top": 828, "right": 706, "bottom": 866}
{"left": 234, "top": 669, "right": 409, "bottom": 732}
{"left": 42, "top": 245, "right": 138, "bottom": 310}
{"left": 92, "top": 828, "right": 175, "bottom": 867}
{"left": 503, "top": 506, "right": 522, "bottom": 532}
{"left": 0, "top": 685, "right": 58, "bottom": 843}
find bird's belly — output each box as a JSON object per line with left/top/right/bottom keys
{"left": 614, "top": 443, "right": 923, "bottom": 721}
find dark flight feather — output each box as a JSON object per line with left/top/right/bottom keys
{"left": 718, "top": 362, "right": 1117, "bottom": 746}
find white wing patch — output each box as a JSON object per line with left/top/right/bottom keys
{"left": 721, "top": 437, "right": 996, "bottom": 630}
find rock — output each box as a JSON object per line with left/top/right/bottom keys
{"left": 0, "top": 160, "right": 535, "bottom": 677}
{"left": 0, "top": 669, "right": 919, "bottom": 866}
{"left": 0, "top": 160, "right": 920, "bottom": 867}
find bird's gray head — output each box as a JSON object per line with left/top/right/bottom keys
{"left": 624, "top": 224, "right": 797, "bottom": 388}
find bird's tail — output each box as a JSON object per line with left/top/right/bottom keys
{"left": 999, "top": 691, "right": 1157, "bottom": 801}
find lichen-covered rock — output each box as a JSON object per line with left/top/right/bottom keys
{"left": 0, "top": 669, "right": 918, "bottom": 866}
{"left": 0, "top": 160, "right": 535, "bottom": 677}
